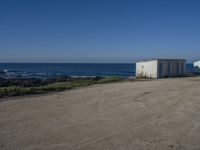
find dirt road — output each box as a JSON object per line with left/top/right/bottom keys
{"left": 1, "top": 77, "right": 200, "bottom": 150}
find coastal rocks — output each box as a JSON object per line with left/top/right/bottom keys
{"left": 0, "top": 76, "right": 104, "bottom": 87}
{"left": 0, "top": 70, "right": 6, "bottom": 78}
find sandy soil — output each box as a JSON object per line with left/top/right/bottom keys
{"left": 0, "top": 77, "right": 200, "bottom": 150}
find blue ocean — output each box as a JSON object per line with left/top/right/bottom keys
{"left": 0, "top": 63, "right": 195, "bottom": 79}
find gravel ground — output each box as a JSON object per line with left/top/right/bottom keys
{"left": 1, "top": 77, "right": 200, "bottom": 150}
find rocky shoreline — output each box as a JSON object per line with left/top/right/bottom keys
{"left": 0, "top": 76, "right": 104, "bottom": 87}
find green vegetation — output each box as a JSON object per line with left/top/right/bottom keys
{"left": 0, "top": 77, "right": 124, "bottom": 98}
{"left": 97, "top": 76, "right": 123, "bottom": 84}
{"left": 0, "top": 83, "right": 64, "bottom": 97}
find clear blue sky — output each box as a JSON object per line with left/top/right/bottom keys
{"left": 0, "top": 0, "right": 200, "bottom": 63}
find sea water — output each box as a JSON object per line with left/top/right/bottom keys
{"left": 0, "top": 63, "right": 195, "bottom": 79}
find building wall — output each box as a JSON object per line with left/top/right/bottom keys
{"left": 136, "top": 60, "right": 158, "bottom": 78}
{"left": 157, "top": 60, "right": 186, "bottom": 78}
{"left": 194, "top": 61, "right": 200, "bottom": 68}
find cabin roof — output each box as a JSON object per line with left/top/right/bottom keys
{"left": 137, "top": 59, "right": 186, "bottom": 63}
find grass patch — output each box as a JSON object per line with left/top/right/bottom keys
{"left": 71, "top": 80, "right": 95, "bottom": 87}
{"left": 97, "top": 76, "right": 123, "bottom": 84}
{"left": 39, "top": 82, "right": 73, "bottom": 91}
{"left": 0, "top": 80, "right": 94, "bottom": 97}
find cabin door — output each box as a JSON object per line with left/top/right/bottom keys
{"left": 176, "top": 62, "right": 179, "bottom": 75}
{"left": 168, "top": 63, "right": 171, "bottom": 76}
{"left": 159, "top": 63, "right": 163, "bottom": 78}
{"left": 181, "top": 63, "right": 184, "bottom": 74}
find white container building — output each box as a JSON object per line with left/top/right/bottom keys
{"left": 194, "top": 61, "right": 200, "bottom": 68}
{"left": 136, "top": 59, "right": 186, "bottom": 78}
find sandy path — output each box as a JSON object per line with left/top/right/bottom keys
{"left": 0, "top": 77, "right": 200, "bottom": 150}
